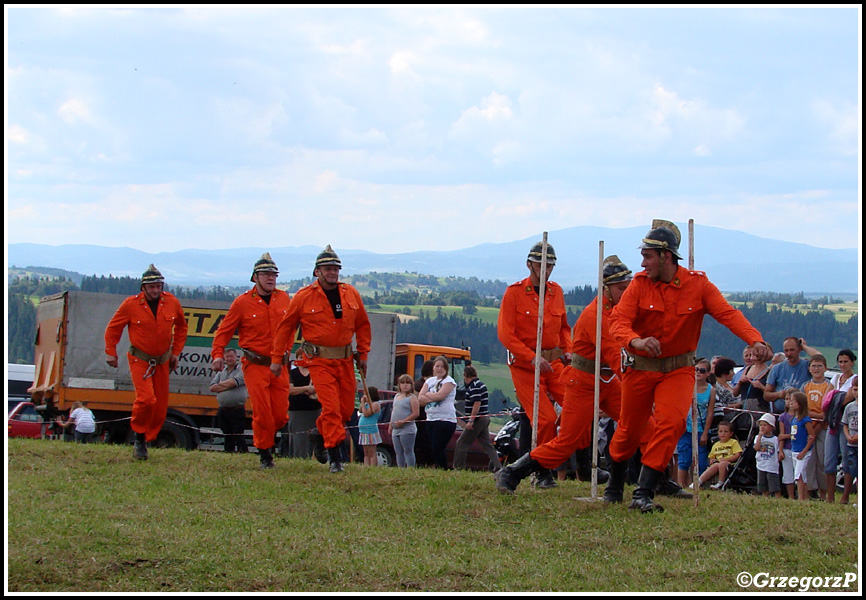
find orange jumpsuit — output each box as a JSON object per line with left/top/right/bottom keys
{"left": 212, "top": 288, "right": 291, "bottom": 450}
{"left": 271, "top": 281, "right": 371, "bottom": 450}
{"left": 608, "top": 267, "right": 765, "bottom": 472}
{"left": 530, "top": 296, "right": 655, "bottom": 468}
{"left": 497, "top": 277, "right": 571, "bottom": 447}
{"left": 104, "top": 291, "right": 188, "bottom": 442}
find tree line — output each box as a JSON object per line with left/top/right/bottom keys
{"left": 726, "top": 291, "right": 850, "bottom": 307}
{"left": 393, "top": 303, "right": 858, "bottom": 366}
{"left": 7, "top": 273, "right": 858, "bottom": 365}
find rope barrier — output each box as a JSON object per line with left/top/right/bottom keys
{"left": 40, "top": 405, "right": 523, "bottom": 439}
{"left": 719, "top": 405, "right": 826, "bottom": 423}
{"left": 38, "top": 390, "right": 827, "bottom": 442}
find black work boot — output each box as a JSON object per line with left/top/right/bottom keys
{"left": 496, "top": 453, "right": 542, "bottom": 494}
{"left": 629, "top": 466, "right": 665, "bottom": 513}
{"left": 310, "top": 429, "right": 329, "bottom": 464}
{"left": 328, "top": 446, "right": 344, "bottom": 473}
{"left": 535, "top": 469, "right": 558, "bottom": 489}
{"left": 259, "top": 447, "right": 275, "bottom": 469}
{"left": 657, "top": 476, "right": 693, "bottom": 500}
{"left": 576, "top": 447, "right": 610, "bottom": 484}
{"left": 133, "top": 432, "right": 148, "bottom": 461}
{"left": 603, "top": 459, "right": 629, "bottom": 504}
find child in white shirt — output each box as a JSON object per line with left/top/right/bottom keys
{"left": 754, "top": 413, "right": 782, "bottom": 498}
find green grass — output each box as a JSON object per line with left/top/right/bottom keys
{"left": 372, "top": 304, "right": 501, "bottom": 325}
{"left": 824, "top": 303, "right": 859, "bottom": 323}
{"left": 7, "top": 439, "right": 859, "bottom": 592}
{"left": 728, "top": 301, "right": 858, "bottom": 323}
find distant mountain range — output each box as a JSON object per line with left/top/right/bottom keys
{"left": 7, "top": 224, "right": 860, "bottom": 295}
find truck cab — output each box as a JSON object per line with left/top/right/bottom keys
{"left": 393, "top": 343, "right": 471, "bottom": 389}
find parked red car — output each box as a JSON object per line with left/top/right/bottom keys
{"left": 8, "top": 401, "right": 45, "bottom": 439}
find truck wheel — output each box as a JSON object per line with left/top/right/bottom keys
{"left": 153, "top": 420, "right": 194, "bottom": 450}
{"left": 376, "top": 444, "right": 396, "bottom": 467}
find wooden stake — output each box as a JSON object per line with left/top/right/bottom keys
{"left": 532, "top": 232, "right": 548, "bottom": 453}
{"left": 689, "top": 219, "right": 699, "bottom": 507}
{"left": 591, "top": 241, "right": 604, "bottom": 500}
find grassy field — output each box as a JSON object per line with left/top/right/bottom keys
{"left": 373, "top": 304, "right": 501, "bottom": 325}
{"left": 728, "top": 301, "right": 858, "bottom": 324}
{"left": 7, "top": 438, "right": 860, "bottom": 593}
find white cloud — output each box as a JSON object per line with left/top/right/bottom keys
{"left": 8, "top": 124, "right": 30, "bottom": 144}
{"left": 448, "top": 92, "right": 518, "bottom": 161}
{"left": 5, "top": 7, "right": 858, "bottom": 255}
{"left": 812, "top": 99, "right": 859, "bottom": 156}
{"left": 627, "top": 84, "right": 744, "bottom": 153}
{"left": 388, "top": 51, "right": 421, "bottom": 79}
{"left": 58, "top": 97, "right": 95, "bottom": 125}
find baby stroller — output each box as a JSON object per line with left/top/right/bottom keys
{"left": 718, "top": 411, "right": 759, "bottom": 493}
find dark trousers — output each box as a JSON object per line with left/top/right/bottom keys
{"left": 428, "top": 420, "right": 457, "bottom": 469}
{"left": 218, "top": 405, "right": 249, "bottom": 453}
{"left": 74, "top": 431, "right": 94, "bottom": 444}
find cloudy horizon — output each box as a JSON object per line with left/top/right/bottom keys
{"left": 6, "top": 6, "right": 860, "bottom": 254}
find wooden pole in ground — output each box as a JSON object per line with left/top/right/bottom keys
{"left": 689, "top": 219, "right": 699, "bottom": 507}
{"left": 591, "top": 240, "right": 604, "bottom": 500}
{"left": 575, "top": 241, "right": 606, "bottom": 504}
{"left": 354, "top": 352, "right": 372, "bottom": 466}
{"left": 532, "top": 233, "right": 549, "bottom": 455}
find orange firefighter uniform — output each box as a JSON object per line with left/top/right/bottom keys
{"left": 497, "top": 276, "right": 571, "bottom": 447}
{"left": 271, "top": 281, "right": 371, "bottom": 450}
{"left": 608, "top": 266, "right": 765, "bottom": 472}
{"left": 530, "top": 296, "right": 654, "bottom": 468}
{"left": 212, "top": 288, "right": 291, "bottom": 450}
{"left": 104, "top": 291, "right": 188, "bottom": 442}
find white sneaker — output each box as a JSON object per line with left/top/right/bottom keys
{"left": 710, "top": 481, "right": 724, "bottom": 490}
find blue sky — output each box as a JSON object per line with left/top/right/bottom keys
{"left": 5, "top": 6, "right": 861, "bottom": 254}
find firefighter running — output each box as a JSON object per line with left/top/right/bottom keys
{"left": 271, "top": 245, "right": 372, "bottom": 473}
{"left": 496, "top": 241, "right": 572, "bottom": 489}
{"left": 497, "top": 255, "right": 657, "bottom": 495}
{"left": 608, "top": 220, "right": 773, "bottom": 512}
{"left": 104, "top": 264, "right": 188, "bottom": 460}
{"left": 212, "top": 253, "right": 291, "bottom": 469}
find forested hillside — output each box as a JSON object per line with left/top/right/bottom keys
{"left": 7, "top": 272, "right": 859, "bottom": 365}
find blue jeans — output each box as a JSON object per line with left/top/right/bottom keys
{"left": 677, "top": 432, "right": 709, "bottom": 474}
{"left": 824, "top": 428, "right": 851, "bottom": 474}
{"left": 846, "top": 442, "right": 858, "bottom": 478}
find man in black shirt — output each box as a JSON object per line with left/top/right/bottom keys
{"left": 453, "top": 366, "right": 501, "bottom": 471}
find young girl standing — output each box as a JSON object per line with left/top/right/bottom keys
{"left": 789, "top": 391, "right": 816, "bottom": 501}
{"left": 358, "top": 386, "right": 382, "bottom": 466}
{"left": 777, "top": 390, "right": 798, "bottom": 499}
{"left": 390, "top": 374, "right": 420, "bottom": 468}
{"left": 418, "top": 356, "right": 458, "bottom": 469}
{"left": 677, "top": 359, "right": 715, "bottom": 489}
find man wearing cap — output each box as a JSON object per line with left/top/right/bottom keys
{"left": 105, "top": 264, "right": 188, "bottom": 460}
{"left": 212, "top": 253, "right": 290, "bottom": 469}
{"left": 608, "top": 220, "right": 773, "bottom": 512}
{"left": 497, "top": 241, "right": 571, "bottom": 489}
{"left": 497, "top": 256, "right": 654, "bottom": 496}
{"left": 271, "top": 245, "right": 372, "bottom": 473}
